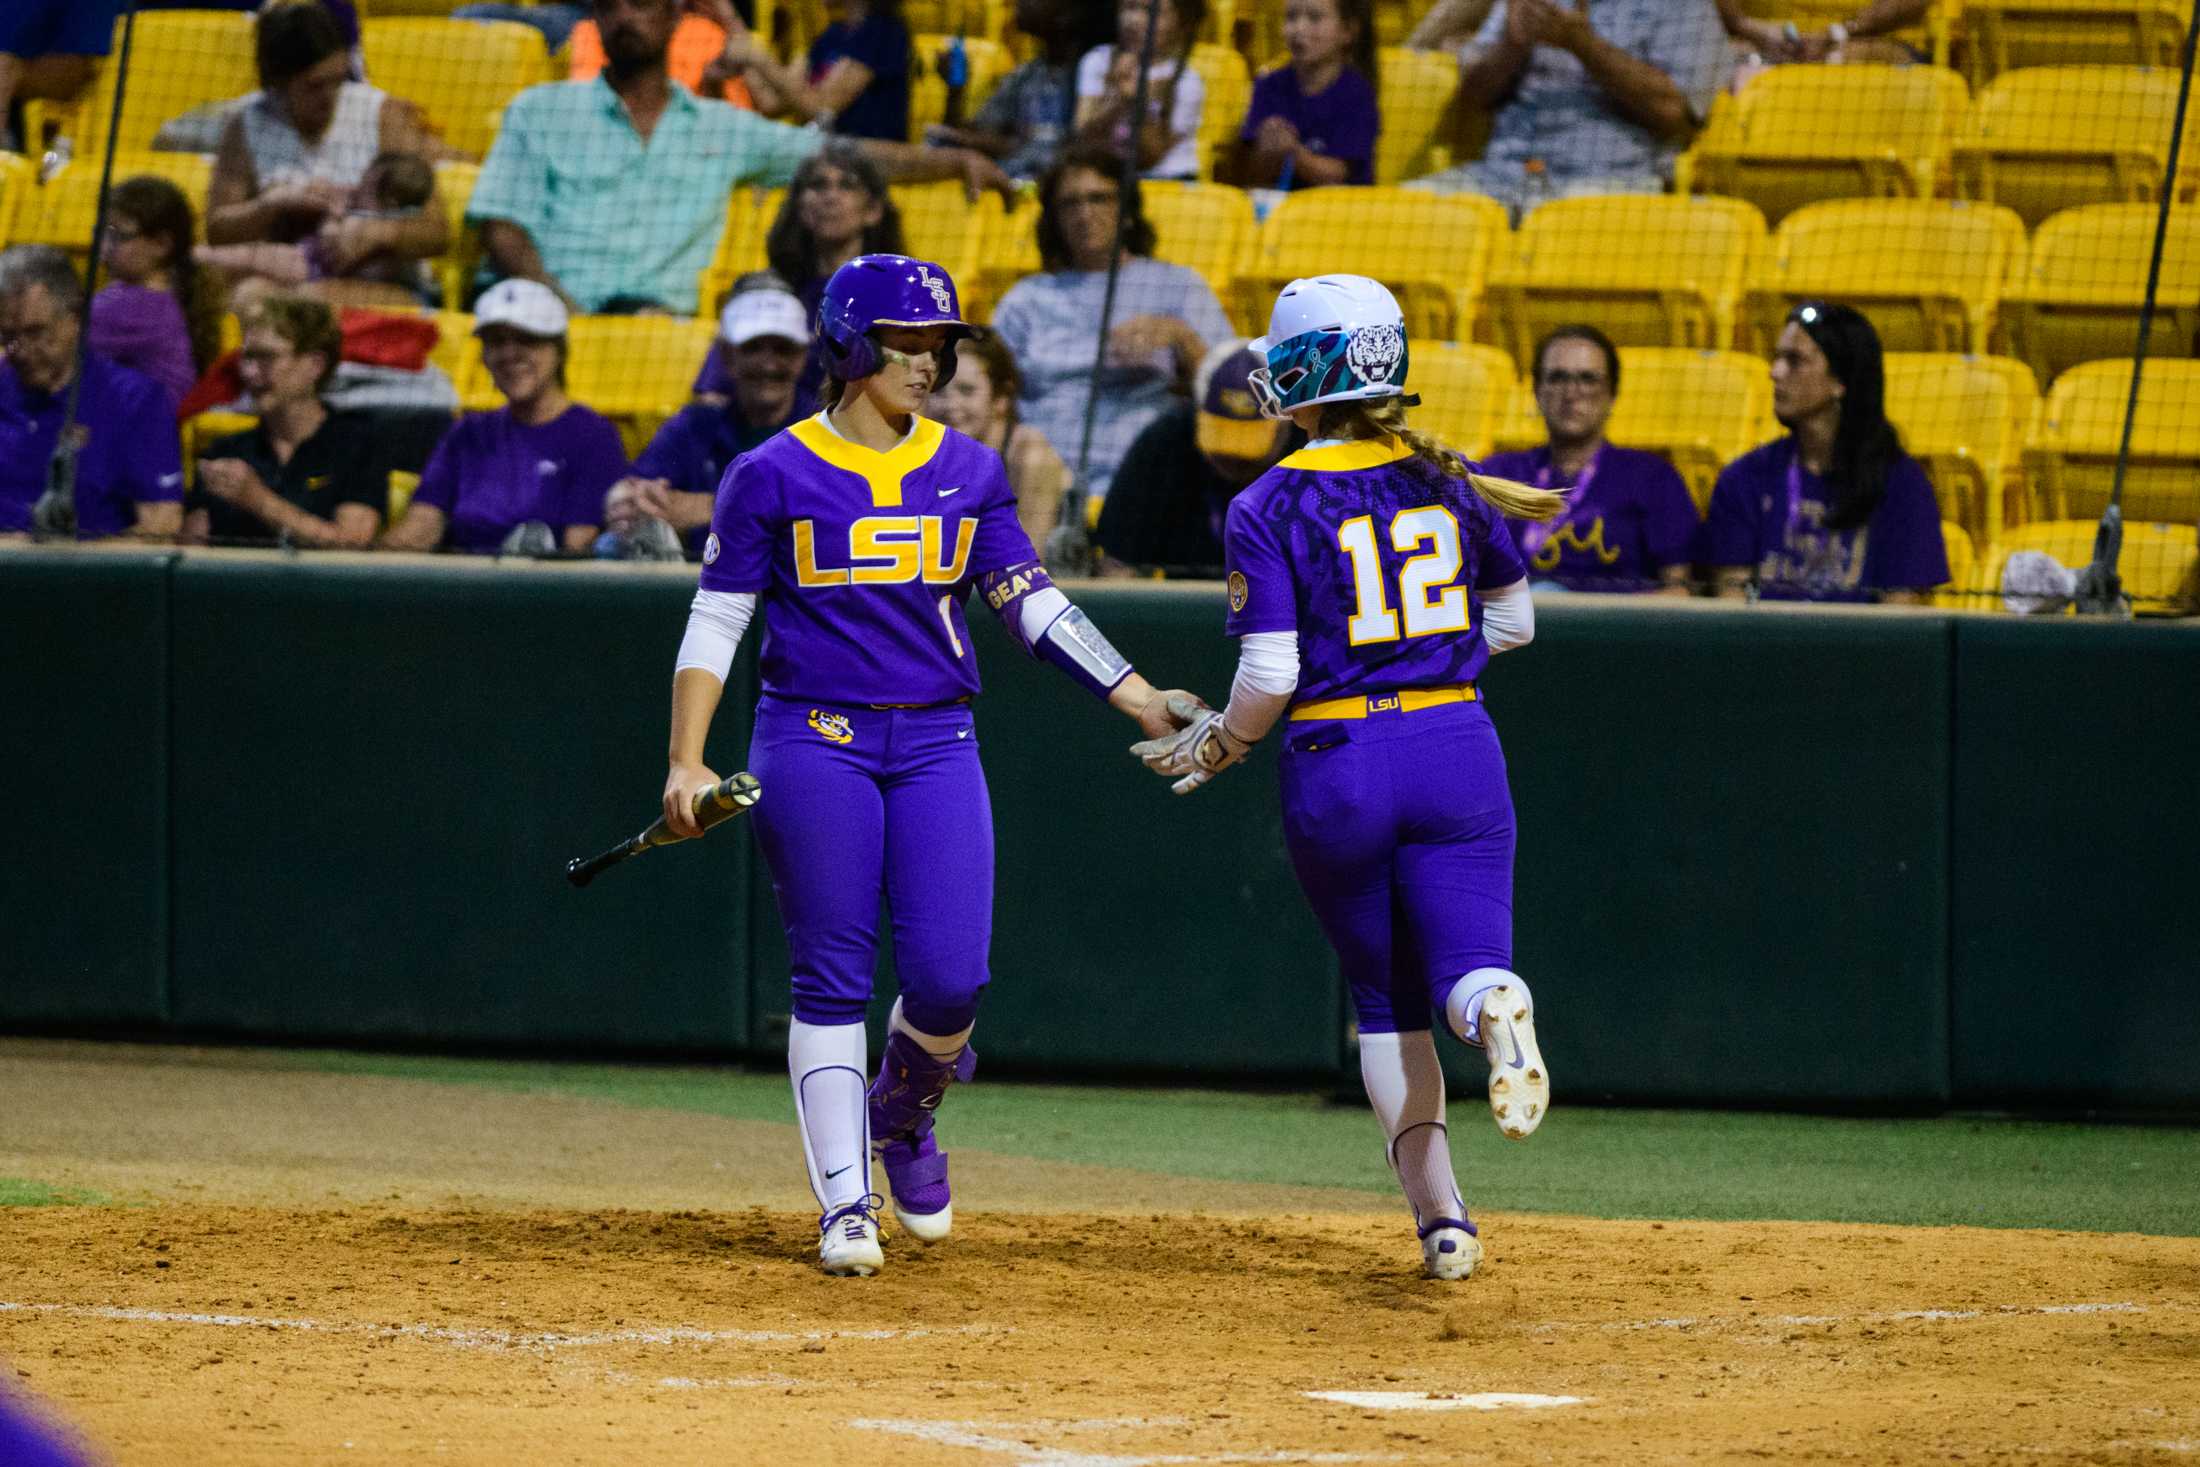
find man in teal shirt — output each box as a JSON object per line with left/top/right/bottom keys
{"left": 470, "top": 0, "right": 1009, "bottom": 316}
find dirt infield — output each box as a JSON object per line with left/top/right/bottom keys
{"left": 3, "top": 1042, "right": 2197, "bottom": 1465}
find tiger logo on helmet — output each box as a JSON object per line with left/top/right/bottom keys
{"left": 1247, "top": 275, "right": 1411, "bottom": 419}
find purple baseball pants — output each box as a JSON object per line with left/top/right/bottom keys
{"left": 1278, "top": 699, "right": 1517, "bottom": 1035}
{"left": 747, "top": 695, "right": 994, "bottom": 1028}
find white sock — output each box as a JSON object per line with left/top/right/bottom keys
{"left": 1359, "top": 1029, "right": 1465, "bottom": 1229}
{"left": 788, "top": 1019, "right": 869, "bottom": 1214}
{"left": 890, "top": 998, "right": 972, "bottom": 1059}
{"left": 1445, "top": 969, "right": 1532, "bottom": 1048}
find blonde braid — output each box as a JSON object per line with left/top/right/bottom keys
{"left": 1323, "top": 398, "right": 1567, "bottom": 522}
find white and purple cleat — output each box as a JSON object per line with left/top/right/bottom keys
{"left": 1418, "top": 1215, "right": 1482, "bottom": 1280}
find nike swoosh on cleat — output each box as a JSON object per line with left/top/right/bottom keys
{"left": 1501, "top": 1022, "right": 1526, "bottom": 1070}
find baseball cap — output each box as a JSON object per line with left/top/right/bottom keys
{"left": 720, "top": 288, "right": 812, "bottom": 348}
{"left": 472, "top": 278, "right": 568, "bottom": 339}
{"left": 1195, "top": 340, "right": 1280, "bottom": 462}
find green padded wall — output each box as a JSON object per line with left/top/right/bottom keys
{"left": 1951, "top": 619, "right": 2200, "bottom": 1109}
{"left": 1452, "top": 601, "right": 1955, "bottom": 1107}
{"left": 0, "top": 551, "right": 171, "bottom": 1024}
{"left": 166, "top": 555, "right": 753, "bottom": 1050}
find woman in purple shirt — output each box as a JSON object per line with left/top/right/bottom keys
{"left": 381, "top": 280, "right": 625, "bottom": 554}
{"left": 1233, "top": 0, "right": 1381, "bottom": 188}
{"left": 1699, "top": 302, "right": 1949, "bottom": 603}
{"left": 89, "top": 176, "right": 222, "bottom": 408}
{"left": 1482, "top": 325, "right": 1699, "bottom": 594}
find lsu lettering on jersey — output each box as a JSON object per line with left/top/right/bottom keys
{"left": 1223, "top": 438, "right": 1527, "bottom": 703}
{"left": 699, "top": 413, "right": 1036, "bottom": 704}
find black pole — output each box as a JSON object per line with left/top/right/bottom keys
{"left": 1050, "top": 0, "right": 1166, "bottom": 574}
{"left": 32, "top": 3, "right": 140, "bottom": 541}
{"left": 2077, "top": 0, "right": 2199, "bottom": 613}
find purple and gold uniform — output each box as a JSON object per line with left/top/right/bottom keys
{"left": 700, "top": 412, "right": 1036, "bottom": 1028}
{"left": 1225, "top": 437, "right": 1529, "bottom": 1036}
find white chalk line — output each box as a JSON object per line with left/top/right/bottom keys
{"left": 0, "top": 1301, "right": 1008, "bottom": 1354}
{"left": 852, "top": 1417, "right": 1397, "bottom": 1467}
{"left": 1305, "top": 1391, "right": 1585, "bottom": 1413}
{"left": 1530, "top": 1300, "right": 2150, "bottom": 1336}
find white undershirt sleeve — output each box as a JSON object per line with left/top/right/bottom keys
{"left": 1479, "top": 578, "right": 1534, "bottom": 654}
{"left": 674, "top": 589, "right": 758, "bottom": 682}
{"left": 1222, "top": 630, "right": 1299, "bottom": 745}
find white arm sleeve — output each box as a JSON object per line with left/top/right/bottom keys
{"left": 1220, "top": 630, "right": 1299, "bottom": 745}
{"left": 1479, "top": 578, "right": 1535, "bottom": 653}
{"left": 673, "top": 589, "right": 758, "bottom": 682}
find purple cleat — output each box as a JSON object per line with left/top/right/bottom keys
{"left": 868, "top": 1033, "right": 976, "bottom": 1243}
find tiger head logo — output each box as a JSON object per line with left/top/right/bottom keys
{"left": 807, "top": 709, "right": 855, "bottom": 746}
{"left": 1344, "top": 323, "right": 1405, "bottom": 387}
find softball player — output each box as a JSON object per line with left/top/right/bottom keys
{"left": 661, "top": 253, "right": 1197, "bottom": 1277}
{"left": 1134, "top": 275, "right": 1564, "bottom": 1280}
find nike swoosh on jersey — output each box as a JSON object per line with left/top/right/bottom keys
{"left": 937, "top": 485, "right": 963, "bottom": 497}
{"left": 957, "top": 727, "right": 972, "bottom": 739}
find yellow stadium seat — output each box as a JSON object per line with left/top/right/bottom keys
{"left": 908, "top": 34, "right": 1010, "bottom": 144}
{"left": 1411, "top": 343, "right": 1517, "bottom": 461}
{"left": 1962, "top": 0, "right": 2189, "bottom": 84}
{"left": 900, "top": 0, "right": 1010, "bottom": 37}
{"left": 890, "top": 179, "right": 985, "bottom": 285}
{"left": 1744, "top": 199, "right": 2025, "bottom": 357}
{"left": 1883, "top": 352, "right": 2040, "bottom": 543}
{"left": 1373, "top": 47, "right": 1460, "bottom": 186}
{"left": 1488, "top": 194, "right": 1766, "bottom": 372}
{"left": 566, "top": 315, "right": 718, "bottom": 452}
{"left": 695, "top": 188, "right": 772, "bottom": 320}
{"left": 1676, "top": 64, "right": 1968, "bottom": 226}
{"left": 0, "top": 154, "right": 34, "bottom": 248}
{"left": 1237, "top": 187, "right": 1509, "bottom": 344}
{"left": 966, "top": 190, "right": 1037, "bottom": 325}
{"left": 25, "top": 11, "right": 257, "bottom": 161}
{"left": 1973, "top": 519, "right": 2200, "bottom": 614}
{"left": 14, "top": 153, "right": 215, "bottom": 266}
{"left": 417, "top": 309, "right": 495, "bottom": 411}
{"left": 2002, "top": 204, "right": 2200, "bottom": 383}
{"left": 1951, "top": 66, "right": 2189, "bottom": 227}
{"left": 1139, "top": 180, "right": 1255, "bottom": 308}
{"left": 1934, "top": 518, "right": 1977, "bottom": 608}
{"left": 2024, "top": 358, "right": 2200, "bottom": 528}
{"left": 363, "top": 18, "right": 549, "bottom": 162}
{"left": 1186, "top": 44, "right": 1253, "bottom": 182}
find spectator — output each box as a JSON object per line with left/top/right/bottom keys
{"left": 1232, "top": 0, "right": 1380, "bottom": 189}
{"left": 1073, "top": 0, "right": 1208, "bottom": 181}
{"left": 990, "top": 143, "right": 1233, "bottom": 501}
{"left": 692, "top": 141, "right": 903, "bottom": 403}
{"left": 198, "top": 150, "right": 437, "bottom": 310}
{"left": 204, "top": 1, "right": 449, "bottom": 303}
{"left": 186, "top": 294, "right": 386, "bottom": 547}
{"left": 925, "top": 0, "right": 1114, "bottom": 180}
{"left": 1480, "top": 325, "right": 1697, "bottom": 594}
{"left": 1700, "top": 302, "right": 1948, "bottom": 603}
{"left": 724, "top": 0, "right": 910, "bottom": 141}
{"left": 567, "top": 0, "right": 757, "bottom": 107}
{"left": 382, "top": 280, "right": 624, "bottom": 554}
{"left": 1409, "top": 0, "right": 1729, "bottom": 217}
{"left": 467, "top": 0, "right": 1007, "bottom": 317}
{"left": 603, "top": 279, "right": 813, "bottom": 557}
{"left": 151, "top": 2, "right": 369, "bottom": 155}
{"left": 0, "top": 1, "right": 122, "bottom": 154}
{"left": 1717, "top": 0, "right": 1931, "bottom": 66}
{"left": 91, "top": 175, "right": 224, "bottom": 407}
{"left": 928, "top": 332, "right": 1068, "bottom": 549}
{"left": 1094, "top": 338, "right": 1289, "bottom": 576}
{"left": 0, "top": 245, "right": 182, "bottom": 542}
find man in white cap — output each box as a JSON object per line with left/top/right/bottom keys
{"left": 601, "top": 275, "right": 814, "bottom": 558}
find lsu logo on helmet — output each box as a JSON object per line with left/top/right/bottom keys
{"left": 916, "top": 264, "right": 954, "bottom": 316}
{"left": 808, "top": 709, "right": 855, "bottom": 745}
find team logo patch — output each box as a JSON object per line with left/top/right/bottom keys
{"left": 1345, "top": 323, "right": 1405, "bottom": 386}
{"left": 1227, "top": 571, "right": 1250, "bottom": 613}
{"left": 702, "top": 532, "right": 721, "bottom": 565}
{"left": 807, "top": 709, "right": 855, "bottom": 745}
{"left": 916, "top": 264, "right": 954, "bottom": 316}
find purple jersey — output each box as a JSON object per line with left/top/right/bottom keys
{"left": 1698, "top": 437, "right": 1949, "bottom": 601}
{"left": 1240, "top": 64, "right": 1380, "bottom": 187}
{"left": 699, "top": 412, "right": 1035, "bottom": 704}
{"left": 1224, "top": 438, "right": 1527, "bottom": 704}
{"left": 1482, "top": 443, "right": 1698, "bottom": 592}
{"left": 0, "top": 355, "right": 182, "bottom": 538}
{"left": 410, "top": 404, "right": 627, "bottom": 552}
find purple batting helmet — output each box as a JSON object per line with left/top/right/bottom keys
{"left": 817, "top": 252, "right": 981, "bottom": 387}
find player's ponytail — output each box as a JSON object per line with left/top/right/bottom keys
{"left": 1320, "top": 398, "right": 1566, "bottom": 522}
